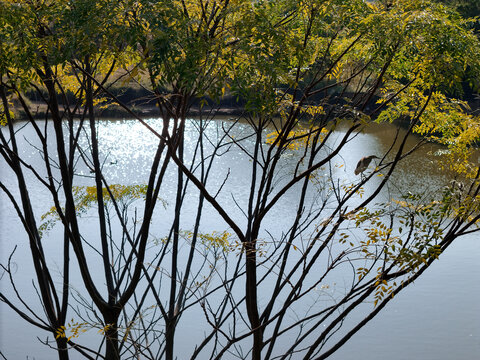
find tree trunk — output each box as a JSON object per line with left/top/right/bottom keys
{"left": 104, "top": 319, "right": 120, "bottom": 360}
{"left": 55, "top": 336, "right": 69, "bottom": 360}
{"left": 245, "top": 240, "right": 262, "bottom": 360}
{"left": 165, "top": 319, "right": 175, "bottom": 360}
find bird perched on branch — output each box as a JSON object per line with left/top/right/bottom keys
{"left": 354, "top": 155, "right": 379, "bottom": 175}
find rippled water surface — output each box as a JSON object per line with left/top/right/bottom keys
{"left": 1, "top": 118, "right": 479, "bottom": 359}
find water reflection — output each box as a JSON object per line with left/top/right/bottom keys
{"left": 0, "top": 118, "right": 478, "bottom": 359}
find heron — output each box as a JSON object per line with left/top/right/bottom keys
{"left": 354, "top": 155, "right": 379, "bottom": 175}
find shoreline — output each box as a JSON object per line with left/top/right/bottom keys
{"left": 13, "top": 102, "right": 246, "bottom": 121}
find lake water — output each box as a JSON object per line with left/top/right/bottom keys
{"left": 0, "top": 118, "right": 479, "bottom": 359}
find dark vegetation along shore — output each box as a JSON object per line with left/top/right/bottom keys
{"left": 14, "top": 85, "right": 247, "bottom": 120}
{"left": 14, "top": 84, "right": 480, "bottom": 122}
